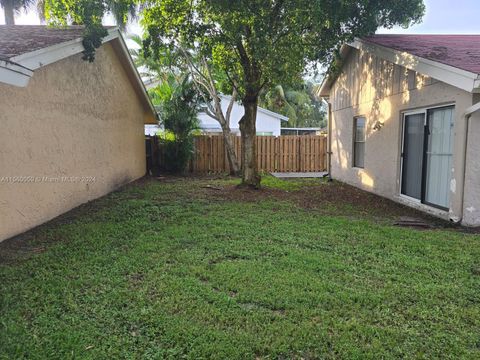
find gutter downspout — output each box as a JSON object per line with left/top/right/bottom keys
{"left": 457, "top": 101, "right": 480, "bottom": 224}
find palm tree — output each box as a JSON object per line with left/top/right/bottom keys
{"left": 261, "top": 83, "right": 327, "bottom": 128}
{"left": 128, "top": 34, "right": 182, "bottom": 81}
{"left": 1, "top": 0, "right": 134, "bottom": 26}
{"left": 1, "top": 0, "right": 35, "bottom": 25}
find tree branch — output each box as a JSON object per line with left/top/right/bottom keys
{"left": 226, "top": 87, "right": 238, "bottom": 123}
{"left": 204, "top": 108, "right": 218, "bottom": 121}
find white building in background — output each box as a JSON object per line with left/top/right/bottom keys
{"left": 142, "top": 86, "right": 289, "bottom": 136}
{"left": 198, "top": 95, "right": 289, "bottom": 136}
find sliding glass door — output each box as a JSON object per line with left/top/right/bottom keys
{"left": 401, "top": 106, "right": 454, "bottom": 210}
{"left": 424, "top": 107, "right": 455, "bottom": 209}
{"left": 401, "top": 113, "right": 425, "bottom": 200}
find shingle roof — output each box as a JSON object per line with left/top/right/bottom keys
{"left": 363, "top": 35, "right": 480, "bottom": 75}
{"left": 0, "top": 25, "right": 115, "bottom": 62}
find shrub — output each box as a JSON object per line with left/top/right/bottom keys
{"left": 158, "top": 79, "right": 200, "bottom": 173}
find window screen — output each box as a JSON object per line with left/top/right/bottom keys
{"left": 354, "top": 117, "right": 366, "bottom": 168}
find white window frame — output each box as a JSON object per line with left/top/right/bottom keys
{"left": 399, "top": 103, "right": 455, "bottom": 207}
{"left": 353, "top": 116, "right": 366, "bottom": 169}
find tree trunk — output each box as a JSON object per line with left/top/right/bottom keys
{"left": 239, "top": 95, "right": 260, "bottom": 188}
{"left": 220, "top": 123, "right": 240, "bottom": 176}
{"left": 4, "top": 2, "right": 15, "bottom": 25}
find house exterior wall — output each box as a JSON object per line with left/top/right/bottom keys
{"left": 198, "top": 97, "right": 283, "bottom": 136}
{"left": 0, "top": 43, "right": 147, "bottom": 242}
{"left": 463, "top": 111, "right": 480, "bottom": 226}
{"left": 328, "top": 47, "right": 473, "bottom": 222}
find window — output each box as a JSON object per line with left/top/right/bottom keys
{"left": 353, "top": 117, "right": 366, "bottom": 168}
{"left": 256, "top": 132, "right": 273, "bottom": 136}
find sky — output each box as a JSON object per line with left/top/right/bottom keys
{"left": 378, "top": 0, "right": 480, "bottom": 34}
{"left": 1, "top": 0, "right": 480, "bottom": 36}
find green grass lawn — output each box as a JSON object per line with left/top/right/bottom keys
{"left": 1, "top": 176, "right": 479, "bottom": 359}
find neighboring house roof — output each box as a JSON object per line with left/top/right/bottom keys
{"left": 319, "top": 35, "right": 480, "bottom": 96}
{"left": 0, "top": 25, "right": 157, "bottom": 123}
{"left": 219, "top": 94, "right": 289, "bottom": 121}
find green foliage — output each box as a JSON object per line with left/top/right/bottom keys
{"left": 1, "top": 177, "right": 479, "bottom": 358}
{"left": 159, "top": 79, "right": 201, "bottom": 173}
{"left": 129, "top": 34, "right": 182, "bottom": 80}
{"left": 45, "top": 0, "right": 104, "bottom": 61}
{"left": 44, "top": 0, "right": 425, "bottom": 183}
{"left": 140, "top": 0, "right": 424, "bottom": 97}
{"left": 260, "top": 81, "right": 327, "bottom": 128}
{"left": 45, "top": 0, "right": 425, "bottom": 94}
{"left": 259, "top": 174, "right": 325, "bottom": 191}
{"left": 45, "top": 0, "right": 139, "bottom": 61}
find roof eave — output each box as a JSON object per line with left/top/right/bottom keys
{"left": 321, "top": 38, "right": 480, "bottom": 97}
{"left": 10, "top": 28, "right": 119, "bottom": 71}
{"left": 110, "top": 31, "right": 158, "bottom": 124}
{"left": 318, "top": 44, "right": 351, "bottom": 98}
{"left": 318, "top": 78, "right": 332, "bottom": 98}
{"left": 1, "top": 27, "right": 158, "bottom": 123}
{"left": 219, "top": 94, "right": 289, "bottom": 121}
{"left": 0, "top": 59, "right": 33, "bottom": 87}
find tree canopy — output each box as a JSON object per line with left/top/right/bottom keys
{"left": 260, "top": 82, "right": 327, "bottom": 128}
{"left": 45, "top": 0, "right": 425, "bottom": 186}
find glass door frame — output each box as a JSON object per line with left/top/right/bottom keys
{"left": 400, "top": 109, "right": 427, "bottom": 204}
{"left": 399, "top": 104, "right": 455, "bottom": 211}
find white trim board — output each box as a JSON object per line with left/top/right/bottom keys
{"left": 0, "top": 27, "right": 119, "bottom": 87}
{"left": 113, "top": 31, "right": 157, "bottom": 121}
{"left": 0, "top": 60, "right": 33, "bottom": 87}
{"left": 219, "top": 94, "right": 289, "bottom": 121}
{"left": 10, "top": 30, "right": 119, "bottom": 71}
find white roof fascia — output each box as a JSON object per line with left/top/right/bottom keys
{"left": 257, "top": 107, "right": 289, "bottom": 121}
{"left": 465, "top": 101, "right": 480, "bottom": 117}
{"left": 0, "top": 60, "right": 33, "bottom": 87}
{"left": 219, "top": 94, "right": 289, "bottom": 121}
{"left": 318, "top": 44, "right": 351, "bottom": 97}
{"left": 10, "top": 28, "right": 119, "bottom": 71}
{"left": 320, "top": 38, "right": 480, "bottom": 96}
{"left": 113, "top": 30, "right": 157, "bottom": 120}
{"left": 350, "top": 38, "right": 479, "bottom": 93}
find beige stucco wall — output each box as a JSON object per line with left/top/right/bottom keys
{"left": 0, "top": 42, "right": 147, "bottom": 242}
{"left": 328, "top": 47, "right": 474, "bottom": 222}
{"left": 463, "top": 111, "right": 480, "bottom": 226}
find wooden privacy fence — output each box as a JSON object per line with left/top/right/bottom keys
{"left": 190, "top": 135, "right": 327, "bottom": 173}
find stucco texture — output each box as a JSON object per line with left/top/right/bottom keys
{"left": 463, "top": 111, "right": 480, "bottom": 226}
{"left": 328, "top": 47, "right": 474, "bottom": 222}
{"left": 0, "top": 42, "right": 147, "bottom": 242}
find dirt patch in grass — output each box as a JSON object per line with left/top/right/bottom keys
{"left": 0, "top": 175, "right": 462, "bottom": 265}
{"left": 197, "top": 176, "right": 454, "bottom": 229}
{"left": 1, "top": 175, "right": 479, "bottom": 359}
